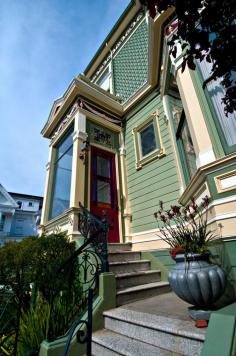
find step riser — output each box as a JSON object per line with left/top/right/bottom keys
{"left": 110, "top": 261, "right": 150, "bottom": 275}
{"left": 104, "top": 317, "right": 204, "bottom": 355}
{"left": 109, "top": 252, "right": 141, "bottom": 263}
{"left": 92, "top": 342, "right": 119, "bottom": 356}
{"left": 108, "top": 243, "right": 132, "bottom": 253}
{"left": 117, "top": 284, "right": 171, "bottom": 306}
{"left": 116, "top": 271, "right": 161, "bottom": 290}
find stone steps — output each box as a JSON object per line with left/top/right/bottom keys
{"left": 102, "top": 307, "right": 206, "bottom": 355}
{"left": 109, "top": 251, "right": 141, "bottom": 263}
{"left": 116, "top": 270, "right": 161, "bottom": 289}
{"left": 108, "top": 243, "right": 132, "bottom": 253}
{"left": 92, "top": 329, "right": 181, "bottom": 356}
{"left": 109, "top": 260, "right": 150, "bottom": 274}
{"left": 117, "top": 281, "right": 171, "bottom": 306}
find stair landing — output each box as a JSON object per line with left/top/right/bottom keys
{"left": 93, "top": 292, "right": 207, "bottom": 355}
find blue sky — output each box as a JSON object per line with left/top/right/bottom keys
{"left": 0, "top": 0, "right": 130, "bottom": 196}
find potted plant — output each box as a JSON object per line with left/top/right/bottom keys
{"left": 154, "top": 196, "right": 225, "bottom": 320}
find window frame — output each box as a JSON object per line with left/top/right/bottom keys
{"left": 95, "top": 64, "right": 113, "bottom": 94}
{"left": 196, "top": 61, "right": 236, "bottom": 154}
{"left": 49, "top": 126, "right": 74, "bottom": 220}
{"left": 133, "top": 112, "right": 165, "bottom": 170}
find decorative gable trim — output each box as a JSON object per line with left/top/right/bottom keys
{"left": 0, "top": 184, "right": 18, "bottom": 209}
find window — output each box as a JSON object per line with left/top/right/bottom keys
{"left": 0, "top": 214, "right": 5, "bottom": 231}
{"left": 96, "top": 67, "right": 112, "bottom": 93}
{"left": 133, "top": 113, "right": 165, "bottom": 170}
{"left": 174, "top": 108, "right": 197, "bottom": 183}
{"left": 17, "top": 201, "right": 22, "bottom": 209}
{"left": 49, "top": 127, "right": 74, "bottom": 219}
{"left": 28, "top": 202, "right": 33, "bottom": 207}
{"left": 198, "top": 60, "right": 236, "bottom": 152}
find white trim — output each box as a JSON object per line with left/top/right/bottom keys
{"left": 208, "top": 195, "right": 236, "bottom": 208}
{"left": 223, "top": 237, "right": 236, "bottom": 242}
{"left": 196, "top": 148, "right": 216, "bottom": 168}
{"left": 207, "top": 212, "right": 236, "bottom": 225}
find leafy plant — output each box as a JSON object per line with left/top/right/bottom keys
{"left": 154, "top": 196, "right": 216, "bottom": 255}
{"left": 19, "top": 294, "right": 50, "bottom": 356}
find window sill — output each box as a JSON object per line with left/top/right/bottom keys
{"left": 136, "top": 148, "right": 166, "bottom": 170}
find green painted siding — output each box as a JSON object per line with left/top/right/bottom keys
{"left": 142, "top": 249, "right": 175, "bottom": 281}
{"left": 125, "top": 94, "right": 180, "bottom": 233}
{"left": 113, "top": 18, "right": 148, "bottom": 102}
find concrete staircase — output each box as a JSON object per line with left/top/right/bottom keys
{"left": 92, "top": 305, "right": 206, "bottom": 355}
{"left": 108, "top": 243, "right": 171, "bottom": 306}
{"left": 92, "top": 292, "right": 207, "bottom": 355}
{"left": 91, "top": 245, "right": 207, "bottom": 355}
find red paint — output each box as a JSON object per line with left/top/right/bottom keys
{"left": 90, "top": 146, "right": 120, "bottom": 243}
{"left": 195, "top": 320, "right": 208, "bottom": 328}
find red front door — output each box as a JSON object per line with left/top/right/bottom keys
{"left": 90, "top": 146, "right": 120, "bottom": 243}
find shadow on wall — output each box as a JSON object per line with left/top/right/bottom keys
{"left": 210, "top": 239, "right": 236, "bottom": 307}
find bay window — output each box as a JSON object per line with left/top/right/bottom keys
{"left": 49, "top": 127, "right": 74, "bottom": 219}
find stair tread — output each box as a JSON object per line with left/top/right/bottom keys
{"left": 115, "top": 270, "right": 161, "bottom": 278}
{"left": 110, "top": 259, "right": 150, "bottom": 266}
{"left": 103, "top": 308, "right": 206, "bottom": 341}
{"left": 117, "top": 281, "right": 170, "bottom": 295}
{"left": 92, "top": 329, "right": 181, "bottom": 356}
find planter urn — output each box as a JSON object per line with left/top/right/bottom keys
{"left": 168, "top": 253, "right": 226, "bottom": 308}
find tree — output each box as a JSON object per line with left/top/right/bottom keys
{"left": 140, "top": 0, "right": 236, "bottom": 115}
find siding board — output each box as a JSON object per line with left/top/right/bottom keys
{"left": 124, "top": 94, "right": 180, "bottom": 233}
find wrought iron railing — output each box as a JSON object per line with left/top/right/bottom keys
{"left": 61, "top": 203, "right": 109, "bottom": 356}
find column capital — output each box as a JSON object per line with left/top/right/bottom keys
{"left": 72, "top": 130, "right": 88, "bottom": 142}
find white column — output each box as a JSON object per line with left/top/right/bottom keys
{"left": 176, "top": 67, "right": 216, "bottom": 168}
{"left": 119, "top": 129, "right": 132, "bottom": 242}
{"left": 40, "top": 145, "right": 56, "bottom": 226}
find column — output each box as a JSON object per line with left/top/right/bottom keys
{"left": 176, "top": 67, "right": 216, "bottom": 168}
{"left": 68, "top": 110, "right": 88, "bottom": 237}
{"left": 40, "top": 145, "right": 56, "bottom": 227}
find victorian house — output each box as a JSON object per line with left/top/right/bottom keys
{"left": 39, "top": 0, "right": 236, "bottom": 354}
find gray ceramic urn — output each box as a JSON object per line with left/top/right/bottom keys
{"left": 168, "top": 253, "right": 225, "bottom": 307}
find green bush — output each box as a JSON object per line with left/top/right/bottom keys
{"left": 0, "top": 233, "right": 83, "bottom": 355}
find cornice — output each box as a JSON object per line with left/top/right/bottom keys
{"left": 179, "top": 152, "right": 236, "bottom": 205}
{"left": 41, "top": 76, "right": 123, "bottom": 138}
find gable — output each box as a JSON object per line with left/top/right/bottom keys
{"left": 0, "top": 192, "right": 8, "bottom": 204}
{"left": 0, "top": 184, "right": 18, "bottom": 208}
{"left": 113, "top": 18, "right": 149, "bottom": 102}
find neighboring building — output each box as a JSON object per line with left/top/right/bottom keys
{"left": 0, "top": 185, "right": 43, "bottom": 245}
{"left": 40, "top": 1, "right": 236, "bottom": 252}
{"left": 0, "top": 184, "right": 18, "bottom": 246}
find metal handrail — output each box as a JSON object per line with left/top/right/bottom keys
{"left": 61, "top": 203, "right": 109, "bottom": 356}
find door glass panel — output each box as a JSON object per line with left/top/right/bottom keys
{"left": 97, "top": 156, "right": 110, "bottom": 178}
{"left": 97, "top": 180, "right": 111, "bottom": 204}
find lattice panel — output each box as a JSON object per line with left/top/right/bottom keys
{"left": 113, "top": 19, "right": 149, "bottom": 103}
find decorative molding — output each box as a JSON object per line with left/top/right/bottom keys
{"left": 50, "top": 97, "right": 121, "bottom": 143}
{"left": 133, "top": 110, "right": 166, "bottom": 170}
{"left": 73, "top": 130, "right": 88, "bottom": 142}
{"left": 196, "top": 147, "right": 216, "bottom": 168}
{"left": 214, "top": 170, "right": 236, "bottom": 193}
{"left": 91, "top": 11, "right": 144, "bottom": 82}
